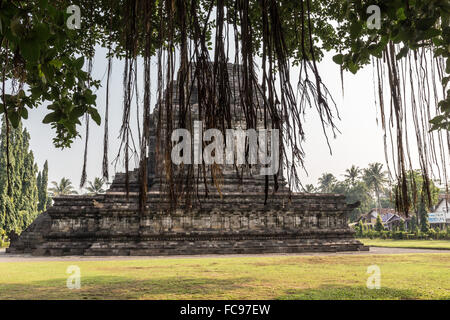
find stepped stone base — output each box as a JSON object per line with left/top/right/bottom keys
{"left": 7, "top": 191, "right": 368, "bottom": 256}
{"left": 6, "top": 212, "right": 51, "bottom": 254}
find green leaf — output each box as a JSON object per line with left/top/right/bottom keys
{"left": 350, "top": 21, "right": 362, "bottom": 38}
{"left": 438, "top": 98, "right": 450, "bottom": 112}
{"left": 10, "top": 17, "right": 25, "bottom": 37}
{"left": 41, "top": 63, "right": 54, "bottom": 82}
{"left": 396, "top": 8, "right": 407, "bottom": 21}
{"left": 332, "top": 54, "right": 344, "bottom": 65}
{"left": 20, "top": 107, "right": 28, "bottom": 119}
{"left": 70, "top": 106, "right": 86, "bottom": 120}
{"left": 42, "top": 112, "right": 59, "bottom": 124}
{"left": 39, "top": 0, "right": 49, "bottom": 8}
{"left": 74, "top": 57, "right": 85, "bottom": 70}
{"left": 20, "top": 39, "right": 40, "bottom": 63}
{"left": 66, "top": 74, "right": 75, "bottom": 88}
{"left": 429, "top": 115, "right": 445, "bottom": 124}
{"left": 347, "top": 61, "right": 359, "bottom": 74}
{"left": 368, "top": 42, "right": 385, "bottom": 58}
{"left": 443, "top": 76, "right": 450, "bottom": 88}
{"left": 88, "top": 107, "right": 101, "bottom": 125}
{"left": 416, "top": 18, "right": 436, "bottom": 31}
{"left": 392, "top": 28, "right": 411, "bottom": 43}
{"left": 84, "top": 90, "right": 97, "bottom": 105}
{"left": 432, "top": 37, "right": 443, "bottom": 46}
{"left": 8, "top": 112, "right": 20, "bottom": 128}
{"left": 396, "top": 46, "right": 409, "bottom": 60}
{"left": 434, "top": 48, "right": 446, "bottom": 56}
{"left": 418, "top": 28, "right": 441, "bottom": 40}
{"left": 34, "top": 23, "right": 50, "bottom": 42}
{"left": 31, "top": 86, "right": 43, "bottom": 99}
{"left": 49, "top": 59, "right": 63, "bottom": 69}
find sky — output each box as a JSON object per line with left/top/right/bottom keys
{"left": 23, "top": 46, "right": 390, "bottom": 192}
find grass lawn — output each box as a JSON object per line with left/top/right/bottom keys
{"left": 359, "top": 239, "right": 450, "bottom": 250}
{"left": 0, "top": 253, "right": 449, "bottom": 300}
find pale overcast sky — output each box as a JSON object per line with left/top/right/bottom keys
{"left": 23, "top": 46, "right": 392, "bottom": 192}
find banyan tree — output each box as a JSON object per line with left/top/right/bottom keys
{"left": 0, "top": 0, "right": 449, "bottom": 214}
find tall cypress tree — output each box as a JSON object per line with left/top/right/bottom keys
{"left": 37, "top": 160, "right": 50, "bottom": 212}
{"left": 37, "top": 171, "right": 42, "bottom": 207}
{"left": 419, "top": 201, "right": 430, "bottom": 233}
{"left": 375, "top": 215, "right": 384, "bottom": 232}
{"left": 0, "top": 118, "right": 39, "bottom": 233}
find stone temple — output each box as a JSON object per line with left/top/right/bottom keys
{"left": 7, "top": 64, "right": 366, "bottom": 256}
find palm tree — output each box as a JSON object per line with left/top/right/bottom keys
{"left": 344, "top": 165, "right": 360, "bottom": 186}
{"left": 303, "top": 184, "right": 317, "bottom": 193}
{"left": 85, "top": 177, "right": 106, "bottom": 195}
{"left": 48, "top": 178, "right": 78, "bottom": 196}
{"left": 363, "top": 163, "right": 387, "bottom": 212}
{"left": 318, "top": 173, "right": 337, "bottom": 193}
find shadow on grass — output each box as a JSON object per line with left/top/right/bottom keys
{"left": 275, "top": 285, "right": 444, "bottom": 300}
{"left": 0, "top": 275, "right": 253, "bottom": 299}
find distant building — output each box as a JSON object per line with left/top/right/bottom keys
{"left": 356, "top": 208, "right": 383, "bottom": 226}
{"left": 428, "top": 196, "right": 449, "bottom": 228}
{"left": 357, "top": 208, "right": 409, "bottom": 231}
{"left": 382, "top": 213, "right": 410, "bottom": 231}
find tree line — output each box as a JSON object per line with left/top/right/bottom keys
{"left": 0, "top": 118, "right": 106, "bottom": 234}
{"left": 48, "top": 177, "right": 106, "bottom": 196}
{"left": 304, "top": 163, "right": 442, "bottom": 222}
{"left": 0, "top": 118, "right": 49, "bottom": 233}
{"left": 356, "top": 213, "right": 449, "bottom": 241}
